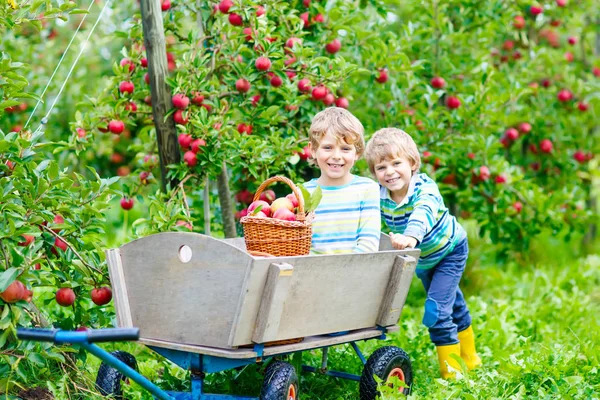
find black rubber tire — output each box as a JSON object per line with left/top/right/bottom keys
{"left": 260, "top": 361, "right": 299, "bottom": 400}
{"left": 95, "top": 351, "right": 138, "bottom": 398}
{"left": 359, "top": 346, "right": 413, "bottom": 399}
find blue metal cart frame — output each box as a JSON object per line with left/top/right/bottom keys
{"left": 18, "top": 326, "right": 401, "bottom": 399}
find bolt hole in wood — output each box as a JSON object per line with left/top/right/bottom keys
{"left": 178, "top": 245, "right": 192, "bottom": 263}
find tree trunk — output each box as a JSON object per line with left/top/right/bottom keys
{"left": 217, "top": 161, "right": 237, "bottom": 238}
{"left": 140, "top": 0, "right": 180, "bottom": 192}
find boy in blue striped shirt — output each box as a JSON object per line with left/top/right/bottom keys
{"left": 365, "top": 128, "right": 481, "bottom": 379}
{"left": 303, "top": 107, "right": 380, "bottom": 254}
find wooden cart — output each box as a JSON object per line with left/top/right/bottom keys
{"left": 100, "top": 232, "right": 419, "bottom": 399}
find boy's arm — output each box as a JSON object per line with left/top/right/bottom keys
{"left": 355, "top": 183, "right": 381, "bottom": 253}
{"left": 402, "top": 188, "right": 441, "bottom": 245}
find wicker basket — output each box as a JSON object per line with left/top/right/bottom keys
{"left": 241, "top": 176, "right": 314, "bottom": 257}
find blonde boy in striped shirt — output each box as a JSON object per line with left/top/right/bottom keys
{"left": 303, "top": 107, "right": 381, "bottom": 254}
{"left": 365, "top": 128, "right": 481, "bottom": 379}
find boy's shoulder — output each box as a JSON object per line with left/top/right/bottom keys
{"left": 414, "top": 173, "right": 441, "bottom": 194}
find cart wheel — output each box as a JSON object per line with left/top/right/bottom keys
{"left": 95, "top": 351, "right": 138, "bottom": 398}
{"left": 359, "top": 346, "right": 412, "bottom": 399}
{"left": 260, "top": 361, "right": 299, "bottom": 400}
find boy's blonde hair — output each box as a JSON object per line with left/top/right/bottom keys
{"left": 365, "top": 128, "right": 421, "bottom": 174}
{"left": 308, "top": 107, "right": 365, "bottom": 160}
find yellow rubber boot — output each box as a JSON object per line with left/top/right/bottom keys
{"left": 457, "top": 326, "right": 482, "bottom": 370}
{"left": 436, "top": 343, "right": 462, "bottom": 379}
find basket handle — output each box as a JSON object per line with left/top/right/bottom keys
{"left": 253, "top": 176, "right": 306, "bottom": 221}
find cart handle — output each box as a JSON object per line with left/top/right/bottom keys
{"left": 17, "top": 328, "right": 140, "bottom": 344}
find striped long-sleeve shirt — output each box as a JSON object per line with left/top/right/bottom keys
{"left": 304, "top": 176, "right": 381, "bottom": 254}
{"left": 381, "top": 173, "right": 466, "bottom": 269}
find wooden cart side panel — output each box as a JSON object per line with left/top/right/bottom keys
{"left": 376, "top": 255, "right": 417, "bottom": 327}
{"left": 252, "top": 262, "right": 294, "bottom": 343}
{"left": 105, "top": 248, "right": 133, "bottom": 328}
{"left": 231, "top": 249, "right": 420, "bottom": 346}
{"left": 113, "top": 232, "right": 253, "bottom": 348}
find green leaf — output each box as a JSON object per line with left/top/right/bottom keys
{"left": 309, "top": 186, "right": 322, "bottom": 213}
{"left": 0, "top": 268, "right": 19, "bottom": 292}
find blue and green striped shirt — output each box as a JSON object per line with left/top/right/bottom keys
{"left": 381, "top": 173, "right": 466, "bottom": 269}
{"left": 304, "top": 175, "right": 381, "bottom": 254}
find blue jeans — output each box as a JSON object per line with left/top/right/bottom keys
{"left": 415, "top": 238, "right": 472, "bottom": 346}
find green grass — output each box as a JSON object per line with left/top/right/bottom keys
{"left": 76, "top": 234, "right": 599, "bottom": 400}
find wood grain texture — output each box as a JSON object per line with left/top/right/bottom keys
{"left": 376, "top": 255, "right": 417, "bottom": 327}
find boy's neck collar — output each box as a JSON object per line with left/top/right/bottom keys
{"left": 315, "top": 174, "right": 356, "bottom": 188}
{"left": 383, "top": 173, "right": 419, "bottom": 206}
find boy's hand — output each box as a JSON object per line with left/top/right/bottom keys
{"left": 389, "top": 232, "right": 418, "bottom": 250}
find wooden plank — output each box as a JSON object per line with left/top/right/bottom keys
{"left": 376, "top": 255, "right": 417, "bottom": 327}
{"left": 105, "top": 249, "right": 133, "bottom": 329}
{"left": 231, "top": 249, "right": 421, "bottom": 346}
{"left": 252, "top": 263, "right": 294, "bottom": 343}
{"left": 139, "top": 327, "right": 393, "bottom": 358}
{"left": 112, "top": 233, "right": 253, "bottom": 348}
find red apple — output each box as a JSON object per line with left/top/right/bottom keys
{"left": 446, "top": 96, "right": 461, "bottom": 109}
{"left": 376, "top": 69, "right": 388, "bottom": 83}
{"left": 218, "top": 0, "right": 232, "bottom": 13}
{"left": 248, "top": 200, "right": 272, "bottom": 217}
{"left": 18, "top": 234, "right": 34, "bottom": 247}
{"left": 0, "top": 281, "right": 25, "bottom": 303}
{"left": 513, "top": 201, "right": 523, "bottom": 213}
{"left": 325, "top": 39, "right": 341, "bottom": 54}
{"left": 121, "top": 197, "right": 134, "bottom": 210}
{"left": 124, "top": 101, "right": 137, "bottom": 112}
{"left": 557, "top": 90, "right": 573, "bottom": 103}
{"left": 299, "top": 145, "right": 311, "bottom": 160}
{"left": 565, "top": 52, "right": 574, "bottom": 62}
{"left": 178, "top": 133, "right": 193, "bottom": 149}
{"left": 312, "top": 85, "right": 328, "bottom": 101}
{"left": 141, "top": 57, "right": 148, "bottom": 67}
{"left": 479, "top": 166, "right": 491, "bottom": 181}
{"left": 235, "top": 209, "right": 249, "bottom": 220}
{"left": 273, "top": 208, "right": 296, "bottom": 221}
{"left": 55, "top": 288, "right": 75, "bottom": 307}
{"left": 255, "top": 56, "right": 271, "bottom": 71}
{"left": 503, "top": 40, "right": 514, "bottom": 51}
{"left": 577, "top": 102, "right": 588, "bottom": 112}
{"left": 298, "top": 78, "right": 312, "bottom": 93}
{"left": 161, "top": 0, "right": 171, "bottom": 11}
{"left": 285, "top": 37, "right": 302, "bottom": 52}
{"left": 176, "top": 220, "right": 193, "bottom": 230}
{"left": 23, "top": 288, "right": 33, "bottom": 303}
{"left": 236, "top": 78, "right": 251, "bottom": 93}
{"left": 108, "top": 120, "right": 125, "bottom": 134}
{"left": 91, "top": 287, "right": 112, "bottom": 306}
{"left": 259, "top": 189, "right": 276, "bottom": 204}
{"left": 431, "top": 76, "right": 446, "bottom": 89}
{"left": 173, "top": 110, "right": 189, "bottom": 125}
{"left": 172, "top": 93, "right": 190, "bottom": 109}
{"left": 191, "top": 92, "right": 205, "bottom": 105}
{"left": 314, "top": 14, "right": 324, "bottom": 23}
{"left": 495, "top": 175, "right": 507, "bottom": 184}
{"left": 236, "top": 189, "right": 254, "bottom": 205}
{"left": 228, "top": 13, "right": 243, "bottom": 26}
{"left": 505, "top": 128, "right": 519, "bottom": 140}
{"left": 335, "top": 97, "right": 349, "bottom": 109}
{"left": 322, "top": 93, "right": 335, "bottom": 106}
{"left": 513, "top": 16, "right": 525, "bottom": 29}
{"left": 540, "top": 139, "right": 553, "bottom": 153}
{"left": 518, "top": 122, "right": 532, "bottom": 134}
{"left": 119, "top": 58, "right": 135, "bottom": 72}
{"left": 191, "top": 138, "right": 206, "bottom": 153}
{"left": 140, "top": 171, "right": 150, "bottom": 184}
{"left": 556, "top": 0, "right": 567, "bottom": 6}
{"left": 568, "top": 36, "right": 577, "bottom": 45}
{"left": 119, "top": 81, "right": 134, "bottom": 94}
{"left": 300, "top": 12, "right": 310, "bottom": 27}
{"left": 183, "top": 151, "right": 197, "bottom": 167}
{"left": 593, "top": 66, "right": 600, "bottom": 77}
{"left": 271, "top": 197, "right": 295, "bottom": 214}
{"left": 270, "top": 74, "right": 283, "bottom": 87}
{"left": 256, "top": 5, "right": 265, "bottom": 17}
{"left": 529, "top": 5, "right": 543, "bottom": 16}
{"left": 286, "top": 193, "right": 299, "bottom": 208}
{"left": 573, "top": 150, "right": 586, "bottom": 163}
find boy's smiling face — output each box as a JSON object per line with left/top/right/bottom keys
{"left": 374, "top": 155, "right": 416, "bottom": 201}
{"left": 311, "top": 132, "right": 358, "bottom": 186}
